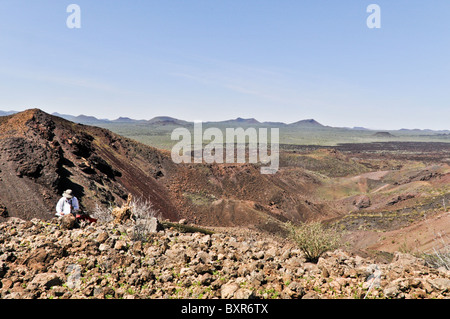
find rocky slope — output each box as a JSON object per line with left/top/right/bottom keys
{"left": 1, "top": 217, "right": 449, "bottom": 299}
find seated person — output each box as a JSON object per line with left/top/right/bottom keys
{"left": 55, "top": 189, "right": 79, "bottom": 217}
{"left": 55, "top": 189, "right": 97, "bottom": 223}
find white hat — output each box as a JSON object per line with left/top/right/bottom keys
{"left": 63, "top": 189, "right": 73, "bottom": 199}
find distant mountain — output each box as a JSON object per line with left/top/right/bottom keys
{"left": 112, "top": 117, "right": 147, "bottom": 124}
{"left": 51, "top": 112, "right": 77, "bottom": 122}
{"left": 373, "top": 131, "right": 395, "bottom": 138}
{"left": 52, "top": 112, "right": 110, "bottom": 124}
{"left": 77, "top": 114, "right": 109, "bottom": 123}
{"left": 289, "top": 119, "right": 324, "bottom": 127}
{"left": 400, "top": 128, "right": 436, "bottom": 132}
{"left": 352, "top": 127, "right": 370, "bottom": 131}
{"left": 400, "top": 128, "right": 425, "bottom": 132}
{"left": 234, "top": 117, "right": 260, "bottom": 124}
{"left": 208, "top": 117, "right": 261, "bottom": 125}
{"left": 52, "top": 113, "right": 187, "bottom": 126}
{"left": 0, "top": 110, "right": 17, "bottom": 116}
{"left": 262, "top": 121, "right": 288, "bottom": 126}
{"left": 147, "top": 116, "right": 190, "bottom": 126}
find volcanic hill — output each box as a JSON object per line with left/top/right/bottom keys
{"left": 0, "top": 109, "right": 179, "bottom": 221}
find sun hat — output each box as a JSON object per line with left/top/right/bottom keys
{"left": 63, "top": 189, "right": 73, "bottom": 199}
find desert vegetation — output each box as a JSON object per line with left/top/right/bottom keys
{"left": 287, "top": 221, "right": 343, "bottom": 263}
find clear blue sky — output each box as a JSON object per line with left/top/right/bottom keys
{"left": 0, "top": 1, "right": 449, "bottom": 129}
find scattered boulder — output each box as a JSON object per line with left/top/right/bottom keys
{"left": 429, "top": 278, "right": 450, "bottom": 292}
{"left": 147, "top": 217, "right": 163, "bottom": 233}
{"left": 353, "top": 195, "right": 371, "bottom": 209}
{"left": 221, "top": 282, "right": 240, "bottom": 299}
{"left": 60, "top": 214, "right": 76, "bottom": 230}
{"left": 114, "top": 240, "right": 127, "bottom": 251}
{"left": 96, "top": 231, "right": 109, "bottom": 244}
{"left": 302, "top": 292, "right": 320, "bottom": 299}
{"left": 387, "top": 193, "right": 416, "bottom": 206}
{"left": 30, "top": 273, "right": 63, "bottom": 289}
{"left": 112, "top": 194, "right": 133, "bottom": 224}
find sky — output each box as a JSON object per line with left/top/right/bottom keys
{"left": 0, "top": 1, "right": 449, "bottom": 130}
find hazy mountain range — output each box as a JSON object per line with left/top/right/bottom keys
{"left": 0, "top": 110, "right": 449, "bottom": 133}
{"left": 52, "top": 112, "right": 328, "bottom": 128}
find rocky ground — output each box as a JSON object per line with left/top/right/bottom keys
{"left": 1, "top": 217, "right": 450, "bottom": 299}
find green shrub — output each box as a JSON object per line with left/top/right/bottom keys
{"left": 287, "top": 221, "right": 342, "bottom": 263}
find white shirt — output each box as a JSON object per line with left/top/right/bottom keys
{"left": 55, "top": 197, "right": 79, "bottom": 217}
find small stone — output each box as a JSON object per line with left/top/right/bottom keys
{"left": 199, "top": 273, "right": 213, "bottom": 286}
{"left": 99, "top": 243, "right": 109, "bottom": 252}
{"left": 96, "top": 231, "right": 109, "bottom": 243}
{"left": 384, "top": 285, "right": 400, "bottom": 298}
{"left": 30, "top": 273, "right": 63, "bottom": 289}
{"left": 221, "top": 282, "right": 239, "bottom": 299}
{"left": 321, "top": 268, "right": 330, "bottom": 278}
{"left": 302, "top": 292, "right": 320, "bottom": 299}
{"left": 254, "top": 251, "right": 265, "bottom": 260}
{"left": 234, "top": 288, "right": 255, "bottom": 299}
{"left": 196, "top": 251, "right": 211, "bottom": 264}
{"left": 429, "top": 278, "right": 450, "bottom": 292}
{"left": 281, "top": 287, "right": 295, "bottom": 299}
{"left": 114, "top": 240, "right": 127, "bottom": 251}
{"left": 194, "top": 264, "right": 212, "bottom": 275}
{"left": 51, "top": 286, "right": 66, "bottom": 297}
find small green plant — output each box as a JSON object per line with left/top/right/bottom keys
{"left": 287, "top": 221, "right": 342, "bottom": 263}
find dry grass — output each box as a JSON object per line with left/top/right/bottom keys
{"left": 91, "top": 203, "right": 114, "bottom": 223}
{"left": 92, "top": 197, "right": 161, "bottom": 241}
{"left": 422, "top": 232, "right": 450, "bottom": 271}
{"left": 129, "top": 197, "right": 161, "bottom": 242}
